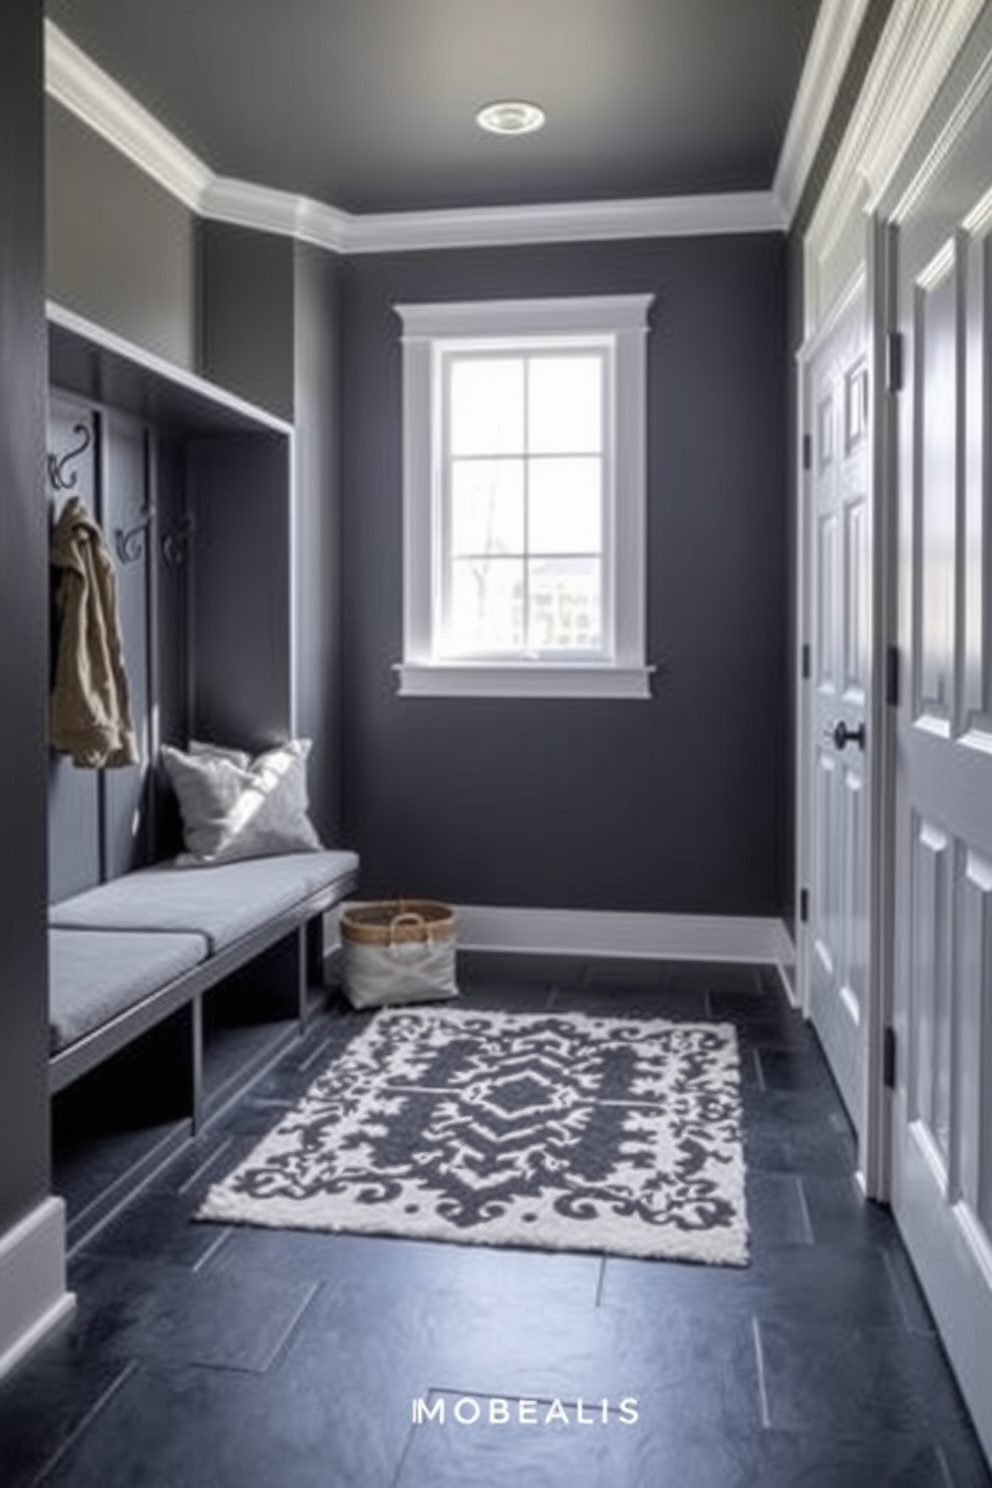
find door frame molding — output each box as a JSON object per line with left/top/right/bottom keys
{"left": 796, "top": 265, "right": 883, "bottom": 1189}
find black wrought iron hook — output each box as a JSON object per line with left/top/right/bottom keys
{"left": 47, "top": 423, "right": 93, "bottom": 492}
{"left": 114, "top": 507, "right": 155, "bottom": 565}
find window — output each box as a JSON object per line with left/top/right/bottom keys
{"left": 395, "top": 295, "right": 654, "bottom": 698}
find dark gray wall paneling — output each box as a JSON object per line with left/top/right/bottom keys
{"left": 45, "top": 99, "right": 197, "bottom": 369}
{"left": 0, "top": 0, "right": 52, "bottom": 1229}
{"left": 341, "top": 237, "right": 788, "bottom": 915}
{"left": 47, "top": 397, "right": 102, "bottom": 902}
{"left": 188, "top": 435, "right": 294, "bottom": 751}
{"left": 101, "top": 410, "right": 153, "bottom": 878}
{"left": 292, "top": 242, "right": 344, "bottom": 840}
{"left": 197, "top": 224, "right": 345, "bottom": 843}
{"left": 197, "top": 224, "right": 295, "bottom": 420}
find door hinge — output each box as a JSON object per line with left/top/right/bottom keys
{"left": 802, "top": 433, "right": 812, "bottom": 472}
{"left": 801, "top": 642, "right": 811, "bottom": 681}
{"left": 799, "top": 887, "right": 809, "bottom": 925}
{"left": 886, "top": 330, "right": 904, "bottom": 394}
{"left": 883, "top": 1026, "right": 897, "bottom": 1090}
{"left": 886, "top": 644, "right": 900, "bottom": 707}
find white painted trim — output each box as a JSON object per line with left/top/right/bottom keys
{"left": 773, "top": 0, "right": 873, "bottom": 224}
{"left": 200, "top": 176, "right": 352, "bottom": 254}
{"left": 47, "top": 299, "right": 294, "bottom": 435}
{"left": 44, "top": 22, "right": 785, "bottom": 253}
{"left": 395, "top": 295, "right": 652, "bottom": 690}
{"left": 395, "top": 663, "right": 655, "bottom": 700}
{"left": 343, "top": 192, "right": 784, "bottom": 253}
{"left": 395, "top": 294, "right": 655, "bottom": 339}
{"left": 44, "top": 21, "right": 212, "bottom": 213}
{"left": 0, "top": 1197, "right": 74, "bottom": 1383}
{"left": 804, "top": 0, "right": 985, "bottom": 337}
{"left": 453, "top": 905, "right": 794, "bottom": 966}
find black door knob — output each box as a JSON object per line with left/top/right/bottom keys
{"left": 832, "top": 719, "right": 866, "bottom": 751}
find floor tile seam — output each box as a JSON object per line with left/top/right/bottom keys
{"left": 297, "top": 1032, "right": 337, "bottom": 1072}
{"left": 176, "top": 1136, "right": 238, "bottom": 1196}
{"left": 257, "top": 1278, "right": 324, "bottom": 1374}
{"left": 419, "top": 1384, "right": 632, "bottom": 1409}
{"left": 190, "top": 1225, "right": 234, "bottom": 1274}
{"left": 881, "top": 1246, "right": 934, "bottom": 1334}
{"left": 751, "top": 1316, "right": 772, "bottom": 1429}
{"left": 32, "top": 1358, "right": 138, "bottom": 1487}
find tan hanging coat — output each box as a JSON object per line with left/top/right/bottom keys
{"left": 49, "top": 495, "right": 138, "bottom": 768}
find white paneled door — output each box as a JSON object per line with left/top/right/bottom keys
{"left": 889, "top": 88, "right": 992, "bottom": 1458}
{"left": 803, "top": 282, "right": 871, "bottom": 1132}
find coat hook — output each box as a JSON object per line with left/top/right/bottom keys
{"left": 47, "top": 423, "right": 93, "bottom": 492}
{"left": 114, "top": 506, "right": 155, "bottom": 565}
{"left": 162, "top": 512, "right": 196, "bottom": 567}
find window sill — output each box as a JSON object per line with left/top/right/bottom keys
{"left": 395, "top": 662, "right": 655, "bottom": 699}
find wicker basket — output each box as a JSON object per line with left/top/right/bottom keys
{"left": 339, "top": 900, "right": 458, "bottom": 1008}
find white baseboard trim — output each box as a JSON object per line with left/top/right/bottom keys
{"left": 453, "top": 905, "right": 793, "bottom": 966}
{"left": 325, "top": 903, "right": 794, "bottom": 970}
{"left": 0, "top": 1196, "right": 74, "bottom": 1383}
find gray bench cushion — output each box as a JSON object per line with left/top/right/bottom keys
{"left": 49, "top": 850, "right": 359, "bottom": 953}
{"left": 50, "top": 929, "right": 209, "bottom": 1052}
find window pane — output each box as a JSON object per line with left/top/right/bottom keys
{"left": 450, "top": 460, "right": 524, "bottom": 556}
{"left": 528, "top": 457, "right": 602, "bottom": 555}
{"left": 527, "top": 557, "right": 602, "bottom": 651}
{"left": 450, "top": 359, "right": 524, "bottom": 455}
{"left": 448, "top": 559, "right": 524, "bottom": 653}
{"left": 528, "top": 356, "right": 602, "bottom": 454}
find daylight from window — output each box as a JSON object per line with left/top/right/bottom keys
{"left": 440, "top": 350, "right": 607, "bottom": 659}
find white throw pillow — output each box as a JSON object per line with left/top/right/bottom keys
{"left": 160, "top": 738, "right": 323, "bottom": 865}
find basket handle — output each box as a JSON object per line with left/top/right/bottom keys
{"left": 388, "top": 911, "right": 432, "bottom": 959}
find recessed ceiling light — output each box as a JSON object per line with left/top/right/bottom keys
{"left": 475, "top": 100, "right": 546, "bottom": 137}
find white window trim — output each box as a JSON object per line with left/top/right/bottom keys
{"left": 394, "top": 294, "right": 655, "bottom": 700}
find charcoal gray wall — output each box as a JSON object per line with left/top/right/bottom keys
{"left": 197, "top": 224, "right": 344, "bottom": 841}
{"left": 197, "top": 223, "right": 295, "bottom": 419}
{"left": 293, "top": 242, "right": 345, "bottom": 841}
{"left": 341, "top": 236, "right": 788, "bottom": 914}
{"left": 46, "top": 99, "right": 197, "bottom": 368}
{"left": 0, "top": 0, "right": 52, "bottom": 1229}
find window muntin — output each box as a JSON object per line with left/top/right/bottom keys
{"left": 395, "top": 294, "right": 653, "bottom": 700}
{"left": 437, "top": 344, "right": 611, "bottom": 661}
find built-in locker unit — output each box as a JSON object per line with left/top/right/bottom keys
{"left": 45, "top": 303, "right": 314, "bottom": 1248}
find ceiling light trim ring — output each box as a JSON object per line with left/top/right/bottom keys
{"left": 475, "top": 100, "right": 546, "bottom": 136}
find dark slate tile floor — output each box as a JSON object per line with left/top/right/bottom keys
{"left": 2, "top": 953, "right": 990, "bottom": 1488}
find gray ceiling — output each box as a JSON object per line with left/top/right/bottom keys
{"left": 46, "top": 0, "right": 823, "bottom": 215}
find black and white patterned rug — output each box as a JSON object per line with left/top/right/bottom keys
{"left": 198, "top": 1006, "right": 749, "bottom": 1265}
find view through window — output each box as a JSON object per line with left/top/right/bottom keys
{"left": 441, "top": 349, "right": 608, "bottom": 658}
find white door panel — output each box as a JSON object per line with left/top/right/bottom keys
{"left": 803, "top": 286, "right": 870, "bottom": 1129}
{"left": 890, "top": 84, "right": 992, "bottom": 1457}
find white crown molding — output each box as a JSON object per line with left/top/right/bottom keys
{"left": 200, "top": 177, "right": 352, "bottom": 253}
{"left": 45, "top": 20, "right": 212, "bottom": 213}
{"left": 804, "top": 0, "right": 985, "bottom": 334}
{"left": 44, "top": 21, "right": 785, "bottom": 253}
{"left": 773, "top": 0, "right": 873, "bottom": 224}
{"left": 341, "top": 191, "right": 785, "bottom": 253}
{"left": 203, "top": 177, "right": 782, "bottom": 254}
{"left": 807, "top": 0, "right": 985, "bottom": 252}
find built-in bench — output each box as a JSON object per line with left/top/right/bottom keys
{"left": 45, "top": 307, "right": 357, "bottom": 1247}
{"left": 48, "top": 849, "right": 359, "bottom": 1119}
